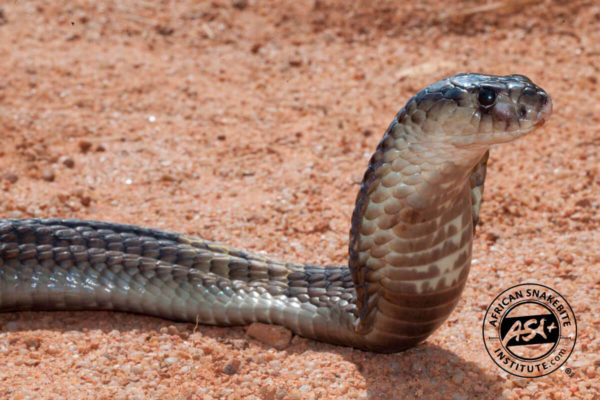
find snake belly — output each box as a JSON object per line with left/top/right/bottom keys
{"left": 0, "top": 74, "right": 551, "bottom": 352}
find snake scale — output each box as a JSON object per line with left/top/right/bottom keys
{"left": 0, "top": 74, "right": 551, "bottom": 352}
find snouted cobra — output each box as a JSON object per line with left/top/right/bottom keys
{"left": 0, "top": 73, "right": 551, "bottom": 353}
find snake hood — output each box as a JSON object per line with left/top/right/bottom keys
{"left": 398, "top": 73, "right": 552, "bottom": 149}
{"left": 348, "top": 73, "right": 551, "bottom": 350}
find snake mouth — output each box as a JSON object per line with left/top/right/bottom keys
{"left": 448, "top": 129, "right": 534, "bottom": 148}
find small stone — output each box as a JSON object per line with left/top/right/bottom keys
{"left": 163, "top": 356, "right": 178, "bottom": 366}
{"left": 485, "top": 231, "right": 501, "bottom": 242}
{"left": 289, "top": 57, "right": 303, "bottom": 67}
{"left": 167, "top": 325, "right": 179, "bottom": 335}
{"left": 575, "top": 198, "right": 591, "bottom": 208}
{"left": 42, "top": 169, "right": 55, "bottom": 182}
{"left": 250, "top": 43, "right": 262, "bottom": 54}
{"left": 78, "top": 140, "right": 92, "bottom": 153}
{"left": 80, "top": 196, "right": 91, "bottom": 207}
{"left": 526, "top": 384, "right": 538, "bottom": 393}
{"left": 161, "top": 174, "right": 176, "bottom": 182}
{"left": 512, "top": 378, "right": 528, "bottom": 388}
{"left": 452, "top": 371, "right": 464, "bottom": 384}
{"left": 246, "top": 322, "right": 292, "bottom": 350}
{"left": 222, "top": 358, "right": 241, "bottom": 375}
{"left": 217, "top": 134, "right": 226, "bottom": 141}
{"left": 95, "top": 144, "right": 106, "bottom": 152}
{"left": 155, "top": 25, "right": 174, "bottom": 36}
{"left": 2, "top": 172, "right": 18, "bottom": 183}
{"left": 287, "top": 391, "right": 302, "bottom": 400}
{"left": 260, "top": 387, "right": 278, "bottom": 400}
{"left": 192, "top": 349, "right": 204, "bottom": 360}
{"left": 62, "top": 157, "right": 75, "bottom": 168}
{"left": 24, "top": 336, "right": 40, "bottom": 349}
{"left": 65, "top": 33, "right": 80, "bottom": 42}
{"left": 231, "top": 339, "right": 248, "bottom": 350}
{"left": 232, "top": 0, "right": 248, "bottom": 10}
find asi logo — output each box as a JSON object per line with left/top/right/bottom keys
{"left": 482, "top": 283, "right": 577, "bottom": 378}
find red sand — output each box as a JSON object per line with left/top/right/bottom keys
{"left": 0, "top": 1, "right": 598, "bottom": 399}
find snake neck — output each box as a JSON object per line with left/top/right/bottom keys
{"left": 348, "top": 117, "right": 487, "bottom": 351}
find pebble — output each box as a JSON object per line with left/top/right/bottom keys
{"left": 246, "top": 323, "right": 292, "bottom": 350}
{"left": 80, "top": 195, "right": 91, "bottom": 206}
{"left": 232, "top": 0, "right": 248, "bottom": 9}
{"left": 526, "top": 384, "right": 538, "bottom": 392}
{"left": 452, "top": 371, "right": 464, "bottom": 384}
{"left": 23, "top": 336, "right": 40, "bottom": 349}
{"left": 231, "top": 339, "right": 248, "bottom": 350}
{"left": 46, "top": 345, "right": 59, "bottom": 355}
{"left": 42, "top": 168, "right": 55, "bottom": 182}
{"left": 289, "top": 57, "right": 303, "bottom": 67}
{"left": 167, "top": 325, "right": 180, "bottom": 336}
{"left": 512, "top": 378, "right": 529, "bottom": 388}
{"left": 223, "top": 358, "right": 241, "bottom": 375}
{"left": 192, "top": 349, "right": 204, "bottom": 360}
{"left": 585, "top": 366, "right": 596, "bottom": 378}
{"left": 2, "top": 172, "right": 18, "bottom": 183}
{"left": 162, "top": 356, "right": 178, "bottom": 366}
{"left": 287, "top": 391, "right": 303, "bottom": 400}
{"left": 250, "top": 43, "right": 262, "bottom": 54}
{"left": 78, "top": 140, "right": 92, "bottom": 153}
{"left": 62, "top": 157, "right": 75, "bottom": 168}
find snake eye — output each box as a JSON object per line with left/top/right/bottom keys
{"left": 478, "top": 87, "right": 497, "bottom": 107}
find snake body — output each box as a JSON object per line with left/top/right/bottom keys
{"left": 0, "top": 74, "right": 551, "bottom": 352}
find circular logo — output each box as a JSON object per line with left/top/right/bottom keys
{"left": 482, "top": 283, "right": 577, "bottom": 378}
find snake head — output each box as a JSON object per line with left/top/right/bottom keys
{"left": 403, "top": 73, "right": 552, "bottom": 148}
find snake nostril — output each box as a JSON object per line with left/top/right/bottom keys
{"left": 518, "top": 105, "right": 528, "bottom": 118}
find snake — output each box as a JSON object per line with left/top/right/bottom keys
{"left": 0, "top": 73, "right": 551, "bottom": 353}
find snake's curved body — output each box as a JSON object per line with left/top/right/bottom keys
{"left": 0, "top": 74, "right": 551, "bottom": 352}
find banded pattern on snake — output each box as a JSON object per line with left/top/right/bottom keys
{"left": 0, "top": 74, "right": 551, "bottom": 352}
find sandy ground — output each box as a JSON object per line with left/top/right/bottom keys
{"left": 0, "top": 0, "right": 599, "bottom": 399}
